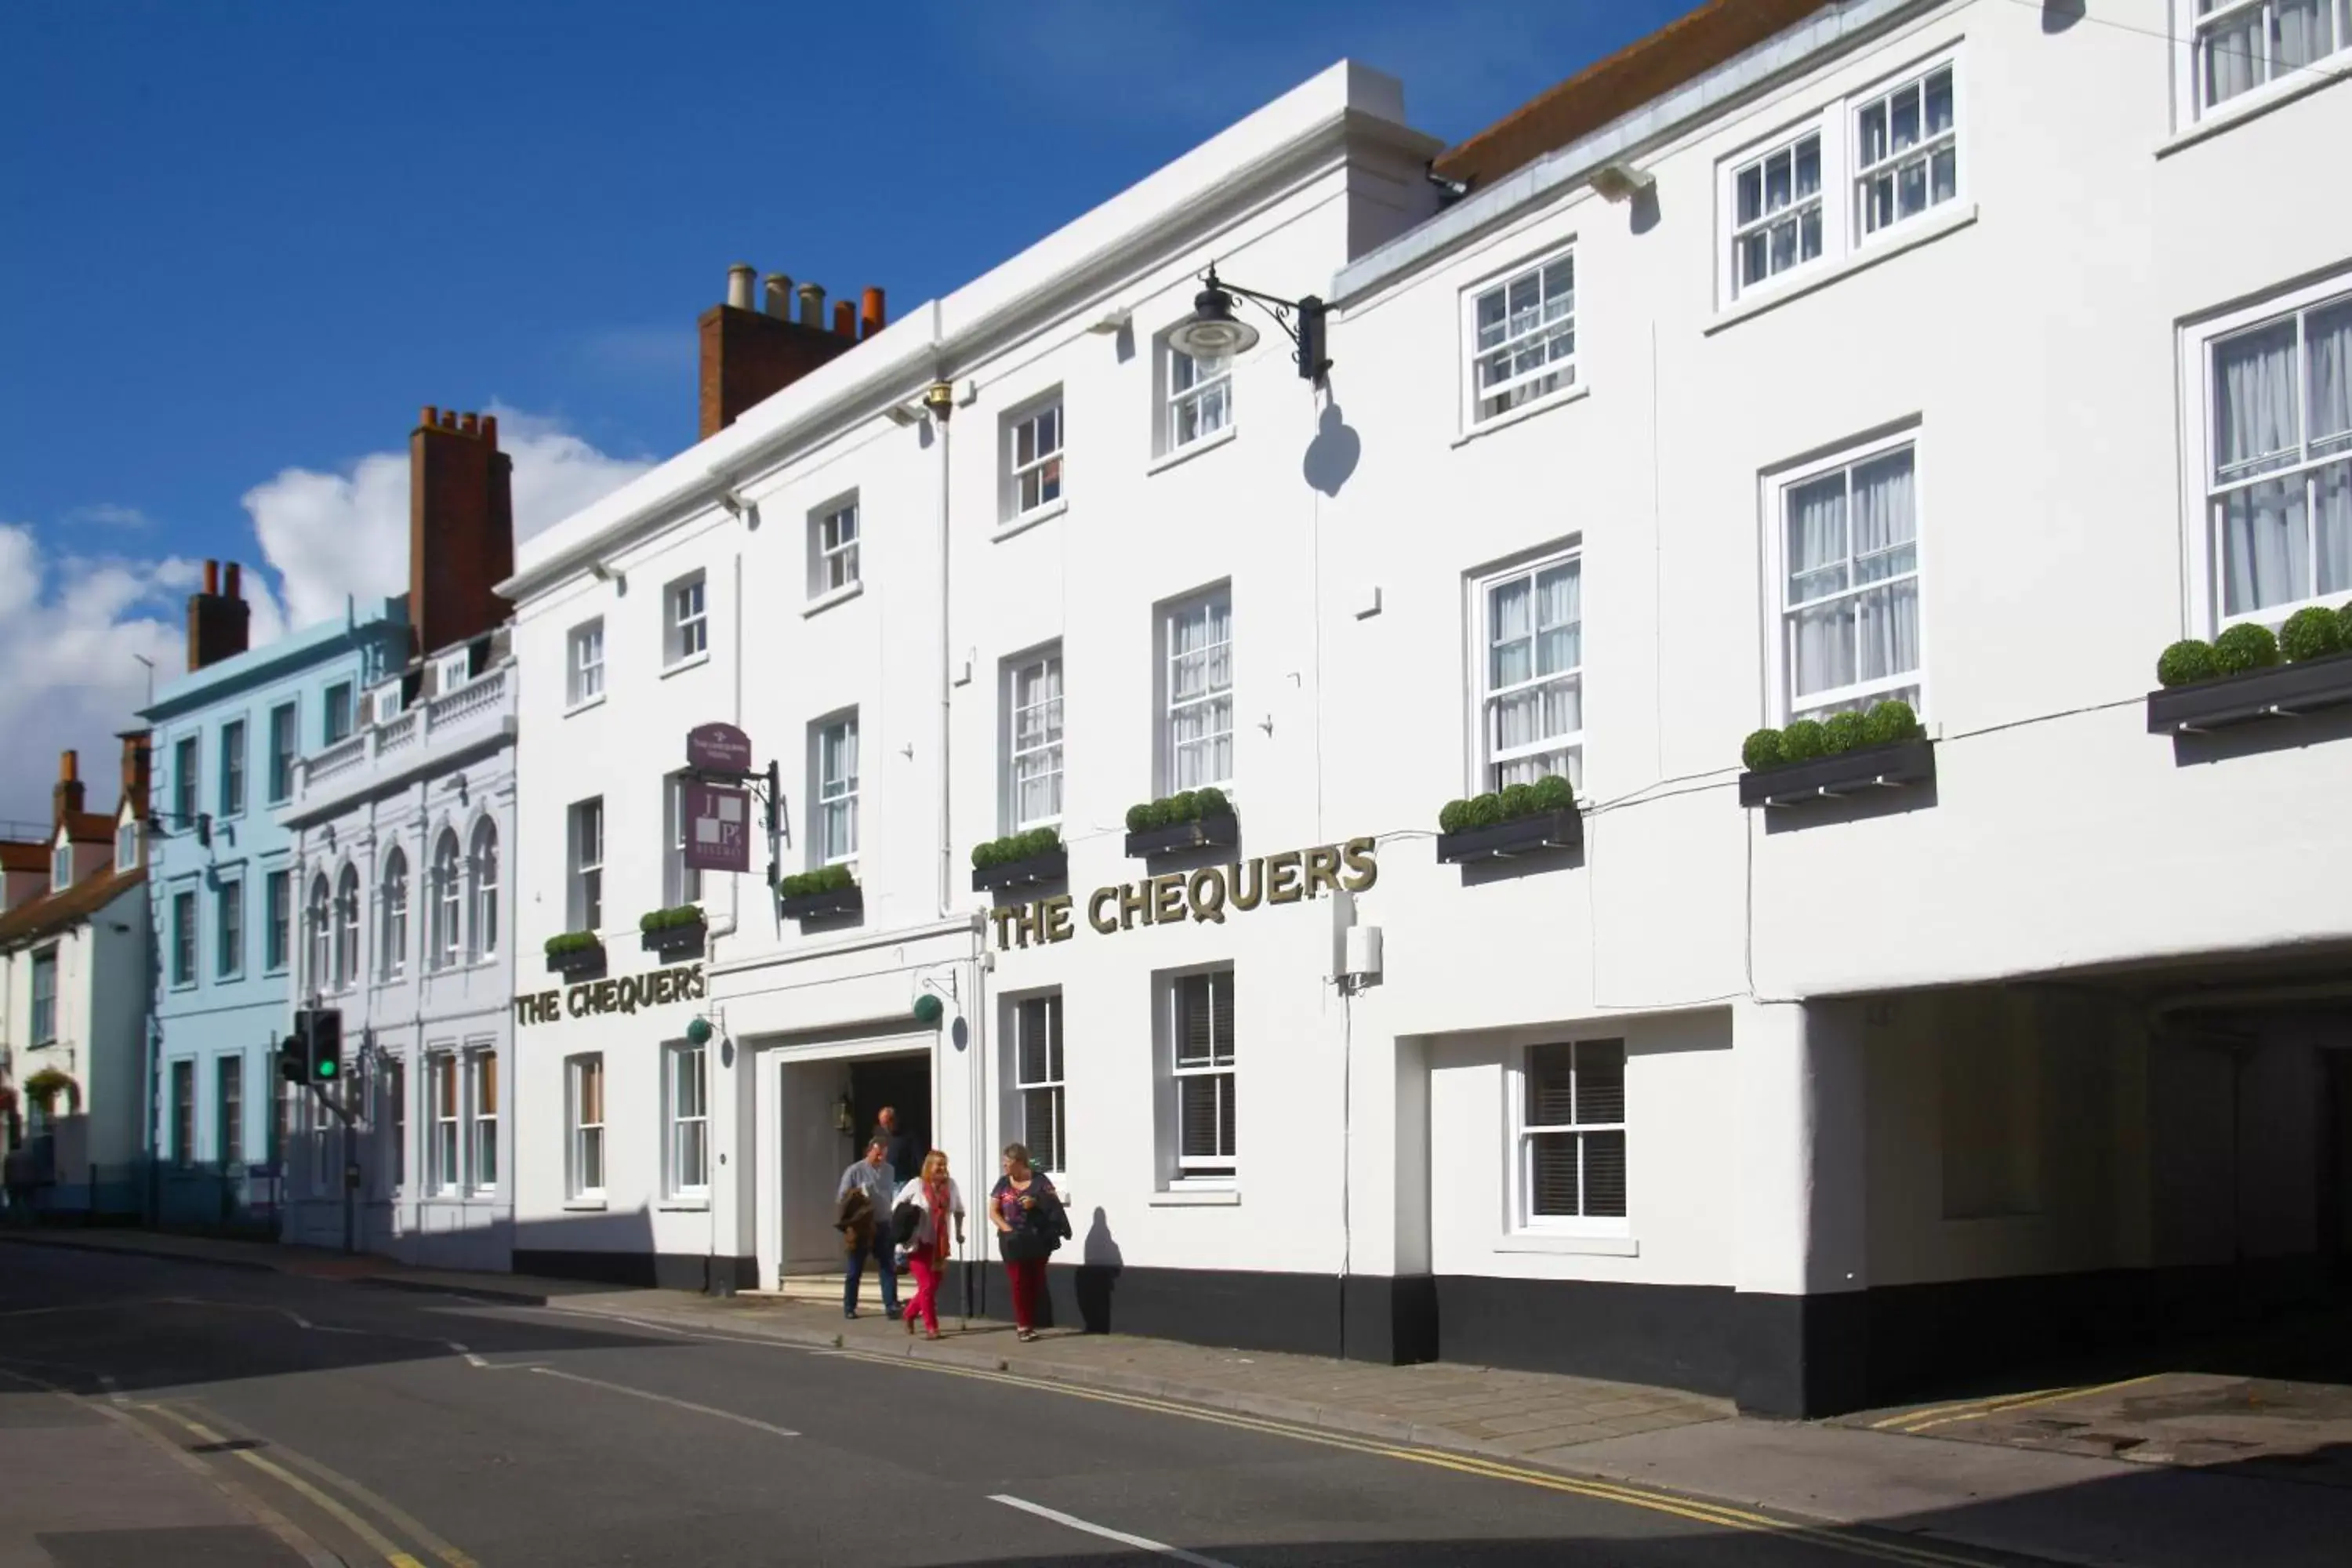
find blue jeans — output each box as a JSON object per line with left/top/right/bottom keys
{"left": 844, "top": 1221, "right": 900, "bottom": 1316}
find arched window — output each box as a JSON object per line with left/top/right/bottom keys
{"left": 307, "top": 874, "right": 331, "bottom": 994}
{"left": 468, "top": 818, "right": 499, "bottom": 962}
{"left": 332, "top": 865, "right": 360, "bottom": 992}
{"left": 430, "top": 830, "right": 462, "bottom": 971}
{"left": 381, "top": 848, "right": 408, "bottom": 980}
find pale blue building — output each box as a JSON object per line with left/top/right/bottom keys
{"left": 141, "top": 561, "right": 408, "bottom": 1229}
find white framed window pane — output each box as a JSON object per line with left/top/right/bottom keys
{"left": 1522, "top": 1040, "right": 1627, "bottom": 1222}
{"left": 1011, "top": 655, "right": 1064, "bottom": 828}
{"left": 572, "top": 799, "right": 603, "bottom": 931}
{"left": 816, "top": 506, "right": 860, "bottom": 592}
{"left": 1483, "top": 555, "right": 1583, "bottom": 793}
{"left": 2210, "top": 293, "right": 2352, "bottom": 620}
{"left": 1012, "top": 405, "right": 1064, "bottom": 514}
{"left": 1016, "top": 995, "right": 1065, "bottom": 1174}
{"left": 1732, "top": 133, "right": 1823, "bottom": 292}
{"left": 1470, "top": 252, "right": 1577, "bottom": 422}
{"left": 571, "top": 1057, "right": 604, "bottom": 1196}
{"left": 568, "top": 622, "right": 604, "bottom": 705}
{"left": 1169, "top": 349, "right": 1231, "bottom": 448}
{"left": 672, "top": 577, "right": 707, "bottom": 661}
{"left": 1165, "top": 599, "right": 1232, "bottom": 792}
{"left": 669, "top": 1044, "right": 708, "bottom": 1194}
{"left": 817, "top": 719, "right": 858, "bottom": 862}
{"left": 470, "top": 1052, "right": 498, "bottom": 1191}
{"left": 470, "top": 820, "right": 499, "bottom": 960}
{"left": 1782, "top": 448, "right": 1919, "bottom": 716}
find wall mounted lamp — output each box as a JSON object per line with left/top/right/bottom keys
{"left": 1170, "top": 265, "right": 1330, "bottom": 384}
{"left": 1588, "top": 161, "right": 1654, "bottom": 203}
{"left": 833, "top": 1092, "right": 856, "bottom": 1136}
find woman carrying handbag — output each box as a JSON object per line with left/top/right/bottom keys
{"left": 989, "top": 1142, "right": 1069, "bottom": 1342}
{"left": 894, "top": 1150, "right": 965, "bottom": 1340}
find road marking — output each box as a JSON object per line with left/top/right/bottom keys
{"left": 991, "top": 1495, "right": 1242, "bottom": 1568}
{"left": 193, "top": 1406, "right": 485, "bottom": 1568}
{"left": 140, "top": 1403, "right": 433, "bottom": 1568}
{"left": 1893, "top": 1374, "right": 2165, "bottom": 1434}
{"left": 524, "top": 1366, "right": 800, "bottom": 1436}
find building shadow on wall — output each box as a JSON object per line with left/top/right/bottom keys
{"left": 1758, "top": 782, "right": 1938, "bottom": 836}
{"left": 2168, "top": 706, "right": 2352, "bottom": 768}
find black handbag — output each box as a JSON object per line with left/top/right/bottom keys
{"left": 998, "top": 1228, "right": 1050, "bottom": 1262}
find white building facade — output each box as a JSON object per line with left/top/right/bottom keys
{"left": 503, "top": 2, "right": 2352, "bottom": 1414}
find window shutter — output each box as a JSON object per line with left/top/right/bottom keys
{"left": 1526, "top": 1043, "right": 1576, "bottom": 1125}
{"left": 1576, "top": 1041, "right": 1625, "bottom": 1124}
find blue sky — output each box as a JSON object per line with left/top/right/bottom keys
{"left": 0, "top": 0, "right": 1684, "bottom": 822}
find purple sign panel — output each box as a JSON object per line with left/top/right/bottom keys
{"left": 683, "top": 782, "right": 752, "bottom": 874}
{"left": 685, "top": 721, "right": 753, "bottom": 775}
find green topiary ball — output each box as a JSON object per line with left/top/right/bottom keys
{"left": 1528, "top": 772, "right": 1574, "bottom": 811}
{"left": 2213, "top": 622, "right": 2280, "bottom": 675}
{"left": 1026, "top": 827, "right": 1060, "bottom": 857}
{"left": 971, "top": 841, "right": 998, "bottom": 869}
{"left": 1821, "top": 711, "right": 1869, "bottom": 755}
{"left": 1167, "top": 791, "right": 1201, "bottom": 822}
{"left": 1125, "top": 803, "right": 1153, "bottom": 833}
{"left": 1497, "top": 782, "right": 1538, "bottom": 820}
{"left": 2281, "top": 605, "right": 2343, "bottom": 662}
{"left": 1465, "top": 792, "right": 1504, "bottom": 828}
{"left": 1741, "top": 728, "right": 1785, "bottom": 772}
{"left": 1193, "top": 786, "right": 1230, "bottom": 819}
{"left": 1780, "top": 719, "right": 1828, "bottom": 761}
{"left": 2155, "top": 638, "right": 2218, "bottom": 688}
{"left": 2337, "top": 601, "right": 2352, "bottom": 652}
{"left": 1862, "top": 699, "right": 1918, "bottom": 746}
{"left": 1438, "top": 799, "right": 1470, "bottom": 834}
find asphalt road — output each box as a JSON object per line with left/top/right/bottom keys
{"left": 0, "top": 1244, "right": 2041, "bottom": 1567}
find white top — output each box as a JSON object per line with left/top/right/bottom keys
{"left": 894, "top": 1175, "right": 967, "bottom": 1250}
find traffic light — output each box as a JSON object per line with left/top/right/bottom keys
{"left": 288, "top": 1009, "right": 344, "bottom": 1084}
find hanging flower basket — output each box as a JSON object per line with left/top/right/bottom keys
{"left": 22, "top": 1068, "right": 78, "bottom": 1114}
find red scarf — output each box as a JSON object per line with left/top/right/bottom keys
{"left": 922, "top": 1176, "right": 952, "bottom": 1262}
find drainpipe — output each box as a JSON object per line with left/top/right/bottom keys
{"left": 926, "top": 380, "right": 956, "bottom": 919}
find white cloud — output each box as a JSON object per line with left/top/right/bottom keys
{"left": 1, "top": 410, "right": 649, "bottom": 823}
{"left": 241, "top": 404, "right": 653, "bottom": 632}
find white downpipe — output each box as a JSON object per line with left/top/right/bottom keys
{"left": 936, "top": 405, "right": 954, "bottom": 920}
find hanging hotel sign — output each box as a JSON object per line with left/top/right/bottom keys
{"left": 685, "top": 722, "right": 755, "bottom": 776}
{"left": 683, "top": 780, "right": 752, "bottom": 873}
{"left": 514, "top": 962, "right": 706, "bottom": 1027}
{"left": 989, "top": 837, "right": 1377, "bottom": 950}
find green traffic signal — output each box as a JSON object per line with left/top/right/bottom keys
{"left": 318, "top": 1060, "right": 337, "bottom": 1078}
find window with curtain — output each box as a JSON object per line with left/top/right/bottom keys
{"left": 1165, "top": 342, "right": 1231, "bottom": 451}
{"left": 429, "top": 1053, "right": 459, "bottom": 1195}
{"left": 1009, "top": 650, "right": 1064, "bottom": 830}
{"left": 2209, "top": 292, "right": 2352, "bottom": 625}
{"left": 332, "top": 866, "right": 360, "bottom": 992}
{"left": 380, "top": 848, "right": 408, "bottom": 980}
{"left": 666, "top": 1043, "right": 708, "bottom": 1197}
{"left": 1165, "top": 593, "right": 1232, "bottom": 793}
{"left": 1481, "top": 552, "right": 1582, "bottom": 793}
{"left": 1853, "top": 64, "right": 1957, "bottom": 239}
{"left": 2188, "top": 0, "right": 2351, "bottom": 118}
{"left": 568, "top": 1054, "right": 605, "bottom": 1199}
{"left": 1016, "top": 993, "right": 1065, "bottom": 1176}
{"left": 1782, "top": 442, "right": 1922, "bottom": 721}
{"left": 569, "top": 798, "right": 604, "bottom": 932}
{"left": 1518, "top": 1040, "right": 1628, "bottom": 1227}
{"left": 1169, "top": 969, "right": 1236, "bottom": 1181}
{"left": 816, "top": 717, "right": 859, "bottom": 864}
{"left": 430, "top": 831, "right": 462, "bottom": 971}
{"left": 811, "top": 501, "right": 860, "bottom": 597}
{"left": 468, "top": 1049, "right": 498, "bottom": 1192}
{"left": 1731, "top": 130, "right": 1823, "bottom": 296}
{"left": 469, "top": 819, "right": 499, "bottom": 961}
{"left": 1467, "top": 248, "right": 1576, "bottom": 425}
{"left": 305, "top": 875, "right": 330, "bottom": 990}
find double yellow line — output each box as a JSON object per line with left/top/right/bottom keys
{"left": 1870, "top": 1374, "right": 2162, "bottom": 1435}
{"left": 130, "top": 1399, "right": 480, "bottom": 1568}
{"left": 822, "top": 1345, "right": 2008, "bottom": 1568}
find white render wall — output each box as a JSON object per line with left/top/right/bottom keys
{"left": 0, "top": 878, "right": 150, "bottom": 1189}
{"left": 501, "top": 9, "right": 2352, "bottom": 1329}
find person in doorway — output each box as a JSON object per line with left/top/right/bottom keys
{"left": 989, "top": 1142, "right": 1068, "bottom": 1342}
{"left": 873, "top": 1105, "right": 919, "bottom": 1186}
{"left": 896, "top": 1149, "right": 965, "bottom": 1341}
{"left": 835, "top": 1136, "right": 902, "bottom": 1320}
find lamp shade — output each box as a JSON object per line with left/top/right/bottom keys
{"left": 1169, "top": 283, "right": 1259, "bottom": 361}
{"left": 684, "top": 1016, "right": 713, "bottom": 1047}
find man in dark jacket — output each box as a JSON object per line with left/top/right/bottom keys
{"left": 872, "top": 1105, "right": 920, "bottom": 1186}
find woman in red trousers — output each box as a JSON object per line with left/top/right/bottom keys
{"left": 899, "top": 1150, "right": 964, "bottom": 1340}
{"left": 989, "top": 1142, "right": 1065, "bottom": 1341}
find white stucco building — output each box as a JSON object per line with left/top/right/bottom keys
{"left": 276, "top": 409, "right": 520, "bottom": 1268}
{"left": 499, "top": 0, "right": 2352, "bottom": 1414}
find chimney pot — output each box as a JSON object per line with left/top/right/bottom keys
{"left": 202, "top": 560, "right": 219, "bottom": 595}
{"left": 763, "top": 274, "right": 793, "bottom": 319}
{"left": 459, "top": 412, "right": 479, "bottom": 435}
{"left": 861, "top": 287, "right": 886, "bottom": 339}
{"left": 728, "top": 263, "right": 757, "bottom": 310}
{"left": 440, "top": 410, "right": 457, "bottom": 429}
{"left": 832, "top": 299, "right": 855, "bottom": 339}
{"left": 60, "top": 750, "right": 77, "bottom": 783}
{"left": 797, "top": 282, "right": 826, "bottom": 328}
{"left": 421, "top": 405, "right": 440, "bottom": 429}
{"left": 481, "top": 413, "right": 498, "bottom": 448}
{"left": 223, "top": 562, "right": 241, "bottom": 600}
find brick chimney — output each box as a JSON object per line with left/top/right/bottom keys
{"left": 185, "top": 558, "right": 252, "bottom": 672}
{"left": 697, "top": 263, "right": 884, "bottom": 441}
{"left": 52, "top": 750, "right": 84, "bottom": 832}
{"left": 117, "top": 731, "right": 152, "bottom": 818}
{"left": 408, "top": 407, "right": 516, "bottom": 659}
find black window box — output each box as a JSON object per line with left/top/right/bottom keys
{"left": 2145, "top": 655, "right": 2352, "bottom": 734}
{"left": 1739, "top": 739, "right": 1936, "bottom": 808}
{"left": 1123, "top": 813, "right": 1240, "bottom": 859}
{"left": 973, "top": 845, "right": 1068, "bottom": 894}
{"left": 545, "top": 940, "right": 607, "bottom": 978}
{"left": 641, "top": 920, "right": 707, "bottom": 960}
{"left": 1436, "top": 808, "right": 1583, "bottom": 864}
{"left": 779, "top": 885, "right": 863, "bottom": 922}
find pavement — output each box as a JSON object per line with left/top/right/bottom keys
{"left": 2, "top": 1229, "right": 2349, "bottom": 1566}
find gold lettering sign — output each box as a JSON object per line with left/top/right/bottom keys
{"left": 514, "top": 962, "right": 707, "bottom": 1027}
{"left": 990, "top": 838, "right": 1377, "bottom": 952}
